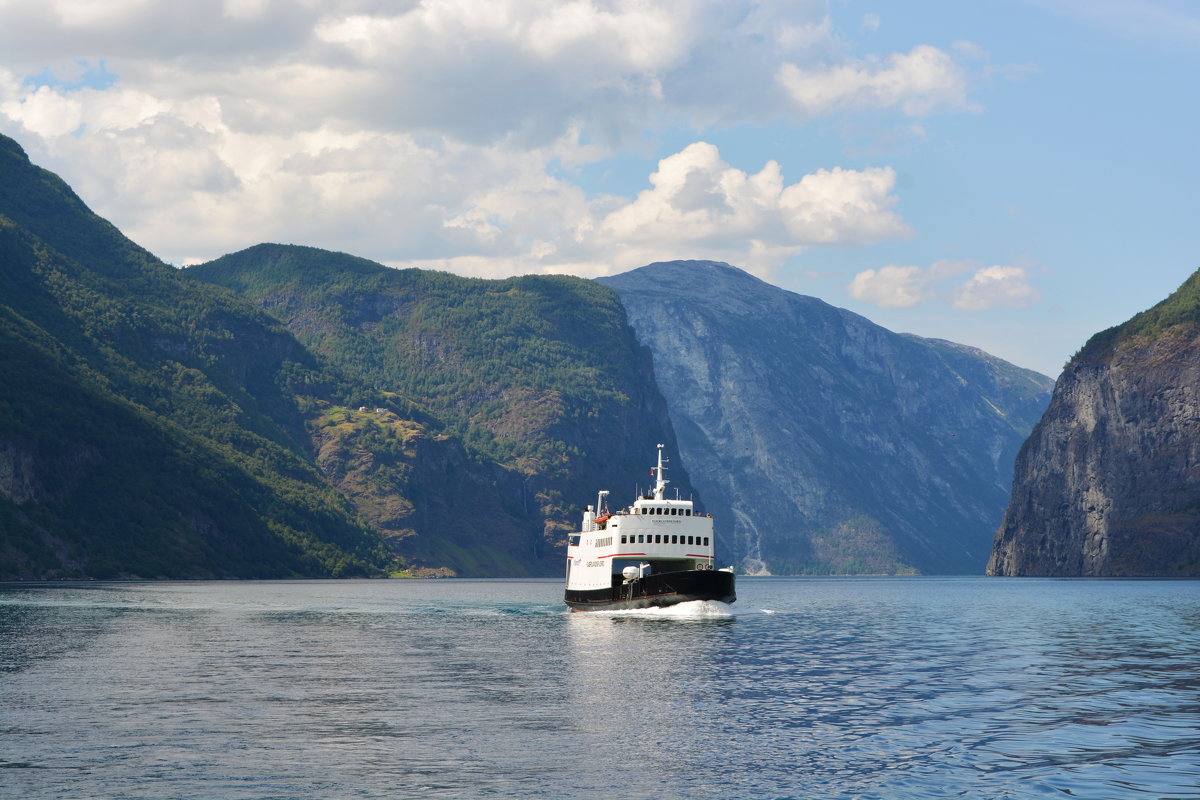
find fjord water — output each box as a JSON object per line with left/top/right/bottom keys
{"left": 2, "top": 578, "right": 1197, "bottom": 799}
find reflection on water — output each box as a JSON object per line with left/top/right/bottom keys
{"left": 564, "top": 601, "right": 737, "bottom": 794}
{"left": 1, "top": 578, "right": 1198, "bottom": 799}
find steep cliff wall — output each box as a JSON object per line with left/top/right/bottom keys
{"left": 989, "top": 271, "right": 1200, "bottom": 576}
{"left": 601, "top": 261, "right": 1053, "bottom": 575}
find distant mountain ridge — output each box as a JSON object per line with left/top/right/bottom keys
{"left": 600, "top": 260, "right": 1054, "bottom": 575}
{"left": 989, "top": 268, "right": 1200, "bottom": 576}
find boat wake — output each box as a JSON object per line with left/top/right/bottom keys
{"left": 598, "top": 600, "right": 734, "bottom": 618}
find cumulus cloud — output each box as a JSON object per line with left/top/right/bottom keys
{"left": 392, "top": 141, "right": 910, "bottom": 277}
{"left": 849, "top": 265, "right": 931, "bottom": 308}
{"left": 848, "top": 260, "right": 968, "bottom": 308}
{"left": 599, "top": 143, "right": 906, "bottom": 249}
{"left": 848, "top": 261, "right": 1038, "bottom": 310}
{"left": 952, "top": 265, "right": 1040, "bottom": 310}
{"left": 0, "top": 0, "right": 980, "bottom": 271}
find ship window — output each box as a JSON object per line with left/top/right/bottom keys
{"left": 688, "top": 536, "right": 694, "bottom": 545}
{"left": 569, "top": 535, "right": 580, "bottom": 546}
{"left": 638, "top": 535, "right": 644, "bottom": 543}
{"left": 654, "top": 535, "right": 661, "bottom": 543}
{"left": 704, "top": 537, "right": 709, "bottom": 546}
{"left": 671, "top": 535, "right": 678, "bottom": 544}
{"left": 656, "top": 508, "right": 663, "bottom": 515}
{"left": 686, "top": 509, "right": 691, "bottom": 516}
{"left": 641, "top": 508, "right": 647, "bottom": 515}
{"left": 620, "top": 535, "right": 627, "bottom": 544}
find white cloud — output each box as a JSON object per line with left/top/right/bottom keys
{"left": 848, "top": 261, "right": 1039, "bottom": 311}
{"left": 393, "top": 141, "right": 911, "bottom": 278}
{"left": 848, "top": 260, "right": 967, "bottom": 308}
{"left": 600, "top": 143, "right": 906, "bottom": 248}
{"left": 849, "top": 265, "right": 931, "bottom": 308}
{"left": 0, "top": 84, "right": 83, "bottom": 136}
{"left": 778, "top": 44, "right": 975, "bottom": 117}
{"left": 952, "top": 265, "right": 1040, "bottom": 310}
{"left": 0, "top": 0, "right": 981, "bottom": 272}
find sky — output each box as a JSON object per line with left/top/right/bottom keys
{"left": 1, "top": 0, "right": 1197, "bottom": 378}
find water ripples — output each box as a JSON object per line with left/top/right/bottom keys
{"left": 1, "top": 577, "right": 1198, "bottom": 798}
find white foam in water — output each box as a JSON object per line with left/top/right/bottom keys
{"left": 600, "top": 600, "right": 735, "bottom": 618}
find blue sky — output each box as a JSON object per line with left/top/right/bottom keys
{"left": 1, "top": 0, "right": 1197, "bottom": 377}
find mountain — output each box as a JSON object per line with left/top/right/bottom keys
{"left": 186, "top": 244, "right": 695, "bottom": 575}
{"left": 1, "top": 131, "right": 1058, "bottom": 580}
{"left": 988, "top": 268, "right": 1200, "bottom": 576}
{"left": 0, "top": 135, "right": 692, "bottom": 580}
{"left": 0, "top": 134, "right": 389, "bottom": 579}
{"left": 599, "top": 260, "right": 1054, "bottom": 575}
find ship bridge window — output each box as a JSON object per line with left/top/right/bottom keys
{"left": 685, "top": 509, "right": 692, "bottom": 516}
{"left": 569, "top": 535, "right": 580, "bottom": 546}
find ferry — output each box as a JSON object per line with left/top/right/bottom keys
{"left": 564, "top": 444, "right": 736, "bottom": 611}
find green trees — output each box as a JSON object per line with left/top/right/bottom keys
{"left": 189, "top": 245, "right": 691, "bottom": 576}
{"left": 0, "top": 136, "right": 392, "bottom": 579}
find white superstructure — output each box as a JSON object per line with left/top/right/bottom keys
{"left": 565, "top": 444, "right": 715, "bottom": 592}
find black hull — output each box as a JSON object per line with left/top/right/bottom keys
{"left": 565, "top": 569, "right": 736, "bottom": 611}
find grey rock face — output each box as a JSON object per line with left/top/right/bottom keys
{"left": 989, "top": 327, "right": 1200, "bottom": 576}
{"left": 601, "top": 261, "right": 1053, "bottom": 575}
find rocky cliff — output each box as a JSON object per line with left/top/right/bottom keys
{"left": 601, "top": 261, "right": 1054, "bottom": 575}
{"left": 989, "top": 269, "right": 1200, "bottom": 576}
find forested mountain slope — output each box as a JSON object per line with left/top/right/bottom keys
{"left": 0, "top": 134, "right": 388, "bottom": 578}
{"left": 188, "top": 245, "right": 696, "bottom": 575}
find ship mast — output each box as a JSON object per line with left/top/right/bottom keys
{"left": 653, "top": 443, "right": 669, "bottom": 500}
